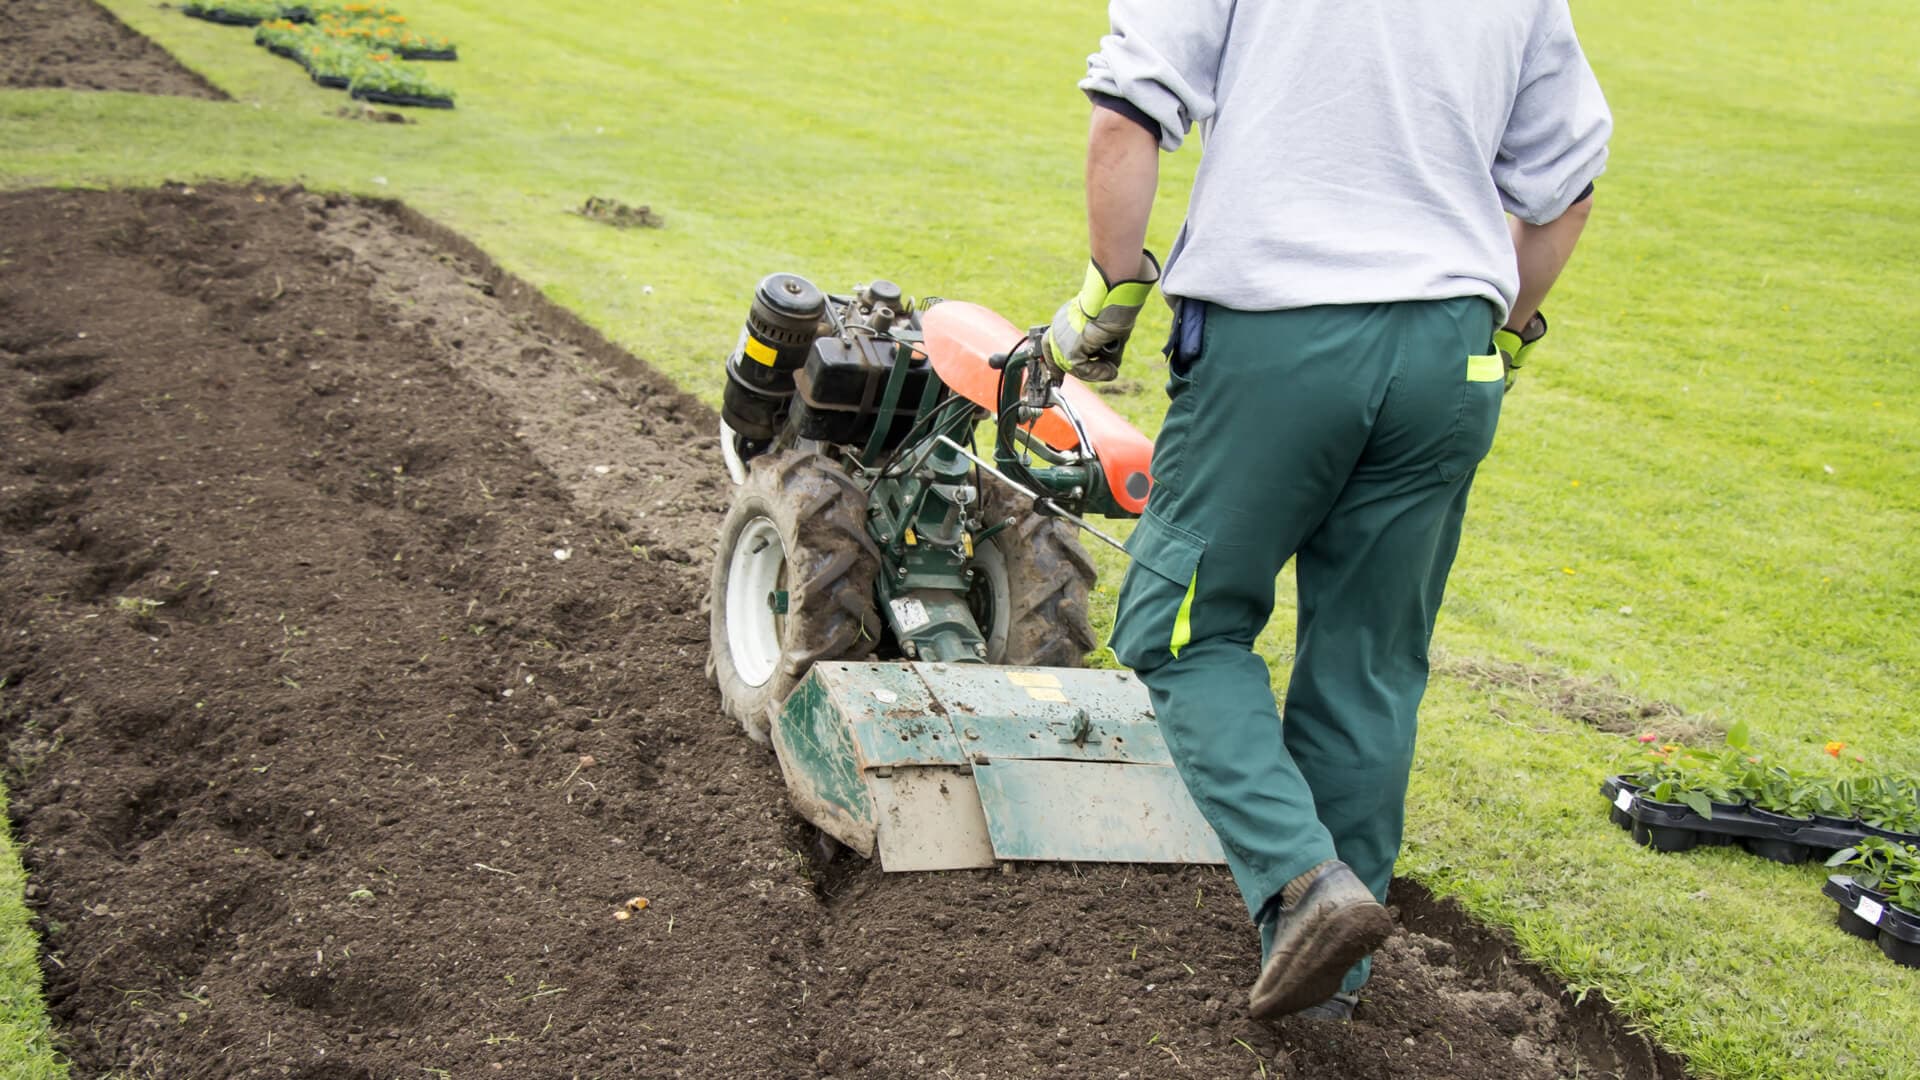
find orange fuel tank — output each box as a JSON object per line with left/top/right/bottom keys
{"left": 920, "top": 301, "right": 1153, "bottom": 516}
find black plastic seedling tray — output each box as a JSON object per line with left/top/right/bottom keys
{"left": 1823, "top": 875, "right": 1920, "bottom": 969}
{"left": 1600, "top": 777, "right": 1920, "bottom": 865}
{"left": 186, "top": 9, "right": 269, "bottom": 26}
{"left": 349, "top": 87, "right": 455, "bottom": 109}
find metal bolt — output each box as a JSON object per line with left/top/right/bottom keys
{"left": 973, "top": 643, "right": 988, "bottom": 658}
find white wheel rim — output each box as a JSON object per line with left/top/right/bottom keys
{"left": 726, "top": 516, "right": 786, "bottom": 687}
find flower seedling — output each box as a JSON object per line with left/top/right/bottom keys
{"left": 304, "top": 38, "right": 364, "bottom": 85}
{"left": 397, "top": 30, "right": 457, "bottom": 60}
{"left": 184, "top": 0, "right": 286, "bottom": 24}
{"left": 254, "top": 18, "right": 313, "bottom": 57}
{"left": 350, "top": 57, "right": 456, "bottom": 107}
{"left": 1846, "top": 776, "right": 1920, "bottom": 835}
{"left": 1620, "top": 719, "right": 1919, "bottom": 830}
{"left": 1828, "top": 838, "right": 1920, "bottom": 914}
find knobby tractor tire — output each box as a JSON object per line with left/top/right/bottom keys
{"left": 707, "top": 450, "right": 881, "bottom": 745}
{"left": 971, "top": 481, "right": 1099, "bottom": 668}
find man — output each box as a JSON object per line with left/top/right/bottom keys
{"left": 1046, "top": 1, "right": 1611, "bottom": 1021}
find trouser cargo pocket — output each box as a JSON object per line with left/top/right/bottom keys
{"left": 1110, "top": 507, "right": 1206, "bottom": 673}
{"left": 1436, "top": 354, "right": 1505, "bottom": 481}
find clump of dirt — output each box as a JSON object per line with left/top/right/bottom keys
{"left": 333, "top": 104, "right": 413, "bottom": 124}
{"left": 0, "top": 0, "right": 225, "bottom": 98}
{"left": 1439, "top": 653, "right": 1717, "bottom": 741}
{"left": 0, "top": 185, "right": 1684, "bottom": 1079}
{"left": 573, "top": 196, "right": 665, "bottom": 229}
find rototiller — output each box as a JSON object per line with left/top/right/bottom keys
{"left": 708, "top": 274, "right": 1224, "bottom": 871}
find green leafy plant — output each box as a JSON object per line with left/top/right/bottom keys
{"left": 184, "top": 0, "right": 285, "bottom": 23}
{"left": 1620, "top": 720, "right": 1920, "bottom": 829}
{"left": 316, "top": 1, "right": 400, "bottom": 17}
{"left": 303, "top": 38, "right": 364, "bottom": 83}
{"left": 1849, "top": 776, "right": 1920, "bottom": 835}
{"left": 1622, "top": 720, "right": 1759, "bottom": 818}
{"left": 397, "top": 30, "right": 457, "bottom": 59}
{"left": 253, "top": 18, "right": 313, "bottom": 56}
{"left": 1828, "top": 838, "right": 1920, "bottom": 914}
{"left": 1747, "top": 764, "right": 1839, "bottom": 821}
{"left": 350, "top": 57, "right": 455, "bottom": 103}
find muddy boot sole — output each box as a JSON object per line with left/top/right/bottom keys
{"left": 1248, "top": 894, "right": 1392, "bottom": 1020}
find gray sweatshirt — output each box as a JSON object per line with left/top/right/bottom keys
{"left": 1081, "top": 0, "right": 1612, "bottom": 321}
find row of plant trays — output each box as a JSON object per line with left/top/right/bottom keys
{"left": 184, "top": 1, "right": 308, "bottom": 25}
{"left": 1601, "top": 776, "right": 1920, "bottom": 865}
{"left": 1823, "top": 874, "right": 1920, "bottom": 969}
{"left": 349, "top": 86, "right": 452, "bottom": 109}
{"left": 267, "top": 52, "right": 453, "bottom": 107}
{"left": 197, "top": 5, "right": 460, "bottom": 62}
{"left": 255, "top": 25, "right": 454, "bottom": 107}
{"left": 276, "top": 41, "right": 461, "bottom": 62}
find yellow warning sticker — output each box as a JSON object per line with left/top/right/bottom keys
{"left": 744, "top": 336, "right": 778, "bottom": 367}
{"left": 1007, "top": 671, "right": 1062, "bottom": 689}
{"left": 1026, "top": 687, "right": 1069, "bottom": 703}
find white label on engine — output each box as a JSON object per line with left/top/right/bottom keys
{"left": 890, "top": 597, "right": 931, "bottom": 633}
{"left": 1856, "top": 896, "right": 1885, "bottom": 926}
{"left": 1614, "top": 789, "right": 1635, "bottom": 811}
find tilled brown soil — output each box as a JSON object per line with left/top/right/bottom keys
{"left": 0, "top": 186, "right": 1683, "bottom": 1079}
{"left": 0, "top": 0, "right": 225, "bottom": 98}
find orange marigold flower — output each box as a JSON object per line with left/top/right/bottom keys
{"left": 1661, "top": 744, "right": 1680, "bottom": 754}
{"left": 1825, "top": 741, "right": 1845, "bottom": 757}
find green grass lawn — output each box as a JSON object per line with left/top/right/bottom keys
{"left": 3, "top": 1, "right": 1917, "bottom": 1076}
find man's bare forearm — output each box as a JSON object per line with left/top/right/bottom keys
{"left": 1087, "top": 107, "right": 1160, "bottom": 279}
{"left": 1506, "top": 196, "right": 1593, "bottom": 330}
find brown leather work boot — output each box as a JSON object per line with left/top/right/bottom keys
{"left": 1248, "top": 861, "right": 1391, "bottom": 1020}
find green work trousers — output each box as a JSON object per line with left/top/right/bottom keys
{"left": 1110, "top": 297, "right": 1503, "bottom": 994}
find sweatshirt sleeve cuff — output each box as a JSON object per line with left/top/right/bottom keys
{"left": 1080, "top": 48, "right": 1199, "bottom": 152}
{"left": 1086, "top": 91, "right": 1163, "bottom": 143}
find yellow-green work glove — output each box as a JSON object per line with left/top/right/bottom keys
{"left": 1045, "top": 251, "right": 1161, "bottom": 382}
{"left": 1492, "top": 310, "right": 1548, "bottom": 391}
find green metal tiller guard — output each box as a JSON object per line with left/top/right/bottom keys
{"left": 777, "top": 661, "right": 1225, "bottom": 871}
